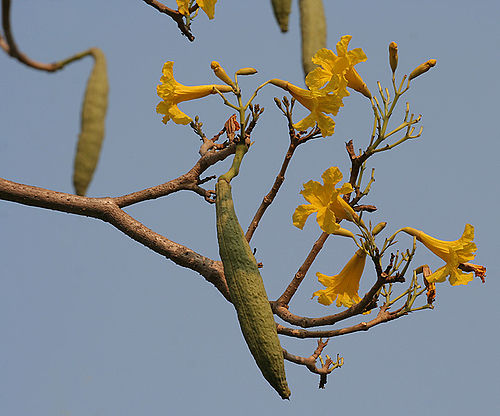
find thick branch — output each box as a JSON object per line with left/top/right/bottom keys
{"left": 0, "top": 177, "right": 230, "bottom": 300}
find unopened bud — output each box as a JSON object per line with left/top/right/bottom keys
{"left": 332, "top": 227, "right": 356, "bottom": 239}
{"left": 389, "top": 42, "right": 398, "bottom": 73}
{"left": 235, "top": 67, "right": 258, "bottom": 76}
{"left": 409, "top": 59, "right": 437, "bottom": 80}
{"left": 371, "top": 222, "right": 387, "bottom": 236}
{"left": 210, "top": 61, "right": 236, "bottom": 88}
{"left": 269, "top": 78, "right": 289, "bottom": 90}
{"left": 345, "top": 68, "right": 372, "bottom": 99}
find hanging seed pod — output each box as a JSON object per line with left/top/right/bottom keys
{"left": 216, "top": 178, "right": 290, "bottom": 399}
{"left": 299, "top": 0, "right": 327, "bottom": 77}
{"left": 271, "top": 0, "right": 293, "bottom": 33}
{"left": 73, "top": 48, "right": 108, "bottom": 196}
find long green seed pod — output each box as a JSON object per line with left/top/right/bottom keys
{"left": 299, "top": 0, "right": 327, "bottom": 77}
{"left": 216, "top": 156, "right": 290, "bottom": 399}
{"left": 271, "top": 0, "right": 292, "bottom": 33}
{"left": 73, "top": 48, "right": 108, "bottom": 196}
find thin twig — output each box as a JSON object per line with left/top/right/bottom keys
{"left": 0, "top": 0, "right": 91, "bottom": 71}
{"left": 141, "top": 0, "right": 195, "bottom": 41}
{"left": 277, "top": 305, "right": 405, "bottom": 338}
{"left": 245, "top": 98, "right": 320, "bottom": 242}
{"left": 276, "top": 232, "right": 329, "bottom": 306}
{"left": 282, "top": 339, "right": 343, "bottom": 388}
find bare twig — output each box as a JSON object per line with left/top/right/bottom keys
{"left": 114, "top": 143, "right": 236, "bottom": 207}
{"left": 245, "top": 97, "right": 320, "bottom": 242}
{"left": 282, "top": 339, "right": 343, "bottom": 388}
{"left": 277, "top": 304, "right": 406, "bottom": 338}
{"left": 276, "top": 232, "right": 329, "bottom": 307}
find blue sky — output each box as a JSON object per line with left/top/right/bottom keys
{"left": 1, "top": 1, "right": 499, "bottom": 415}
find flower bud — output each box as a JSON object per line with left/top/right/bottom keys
{"left": 389, "top": 42, "right": 398, "bottom": 73}
{"left": 345, "top": 68, "right": 372, "bottom": 99}
{"left": 371, "top": 222, "right": 387, "bottom": 236}
{"left": 235, "top": 67, "right": 258, "bottom": 76}
{"left": 409, "top": 59, "right": 437, "bottom": 80}
{"left": 269, "top": 78, "right": 289, "bottom": 89}
{"left": 331, "top": 227, "right": 356, "bottom": 239}
{"left": 210, "top": 61, "right": 236, "bottom": 88}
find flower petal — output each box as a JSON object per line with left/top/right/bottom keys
{"left": 321, "top": 167, "right": 343, "bottom": 187}
{"left": 317, "top": 205, "right": 340, "bottom": 234}
{"left": 292, "top": 204, "right": 317, "bottom": 229}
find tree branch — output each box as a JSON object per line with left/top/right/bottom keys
{"left": 0, "top": 0, "right": 88, "bottom": 72}
{"left": 141, "top": 0, "right": 196, "bottom": 42}
{"left": 245, "top": 97, "right": 321, "bottom": 242}
{"left": 0, "top": 176, "right": 230, "bottom": 300}
{"left": 276, "top": 232, "right": 329, "bottom": 306}
{"left": 282, "top": 338, "right": 343, "bottom": 388}
{"left": 277, "top": 305, "right": 406, "bottom": 339}
{"left": 114, "top": 143, "right": 235, "bottom": 207}
{"left": 0, "top": 143, "right": 238, "bottom": 300}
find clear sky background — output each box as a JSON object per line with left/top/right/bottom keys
{"left": 1, "top": 1, "right": 499, "bottom": 415}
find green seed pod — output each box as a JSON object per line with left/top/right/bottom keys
{"left": 299, "top": 0, "right": 327, "bottom": 77}
{"left": 73, "top": 48, "right": 108, "bottom": 196}
{"left": 216, "top": 178, "right": 290, "bottom": 400}
{"left": 271, "top": 0, "right": 292, "bottom": 33}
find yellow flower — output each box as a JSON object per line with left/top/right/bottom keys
{"left": 313, "top": 249, "right": 367, "bottom": 307}
{"left": 176, "top": 0, "right": 217, "bottom": 20}
{"left": 293, "top": 167, "right": 357, "bottom": 233}
{"left": 401, "top": 224, "right": 478, "bottom": 286}
{"left": 270, "top": 79, "right": 344, "bottom": 137}
{"left": 156, "top": 61, "right": 232, "bottom": 125}
{"left": 269, "top": 36, "right": 369, "bottom": 136}
{"left": 306, "top": 35, "right": 371, "bottom": 99}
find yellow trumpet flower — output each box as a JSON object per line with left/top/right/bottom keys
{"left": 306, "top": 35, "right": 371, "bottom": 98}
{"left": 156, "top": 61, "right": 232, "bottom": 125}
{"left": 313, "top": 249, "right": 367, "bottom": 308}
{"left": 293, "top": 166, "right": 357, "bottom": 234}
{"left": 270, "top": 79, "right": 344, "bottom": 137}
{"left": 401, "top": 224, "right": 479, "bottom": 286}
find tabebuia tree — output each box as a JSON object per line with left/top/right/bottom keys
{"left": 0, "top": 0, "right": 486, "bottom": 400}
